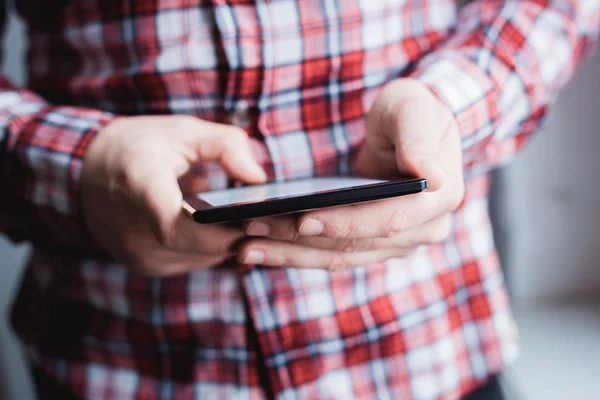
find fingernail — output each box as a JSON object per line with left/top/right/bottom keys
{"left": 246, "top": 221, "right": 270, "bottom": 236}
{"left": 299, "top": 218, "right": 324, "bottom": 236}
{"left": 244, "top": 250, "right": 265, "bottom": 264}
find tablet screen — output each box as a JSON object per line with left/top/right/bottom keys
{"left": 196, "top": 177, "right": 386, "bottom": 207}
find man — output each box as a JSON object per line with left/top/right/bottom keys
{"left": 0, "top": 0, "right": 597, "bottom": 398}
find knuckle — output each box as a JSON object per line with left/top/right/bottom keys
{"left": 212, "top": 242, "right": 231, "bottom": 255}
{"left": 339, "top": 238, "right": 370, "bottom": 253}
{"left": 213, "top": 236, "right": 239, "bottom": 254}
{"left": 288, "top": 230, "right": 301, "bottom": 242}
{"left": 381, "top": 209, "right": 406, "bottom": 238}
{"left": 440, "top": 215, "right": 453, "bottom": 238}
{"left": 327, "top": 252, "right": 349, "bottom": 272}
{"left": 175, "top": 115, "right": 200, "bottom": 131}
{"left": 427, "top": 228, "right": 449, "bottom": 245}
{"left": 381, "top": 218, "right": 398, "bottom": 238}
{"left": 218, "top": 128, "right": 249, "bottom": 157}
{"left": 283, "top": 249, "right": 302, "bottom": 267}
{"left": 328, "top": 218, "right": 358, "bottom": 239}
{"left": 448, "top": 181, "right": 466, "bottom": 211}
{"left": 155, "top": 223, "right": 176, "bottom": 248}
{"left": 276, "top": 223, "right": 300, "bottom": 242}
{"left": 226, "top": 127, "right": 248, "bottom": 144}
{"left": 139, "top": 183, "right": 155, "bottom": 200}
{"left": 115, "top": 159, "right": 139, "bottom": 191}
{"left": 426, "top": 216, "right": 452, "bottom": 244}
{"left": 123, "top": 252, "right": 159, "bottom": 277}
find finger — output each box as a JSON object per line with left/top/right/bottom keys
{"left": 244, "top": 216, "right": 299, "bottom": 241}
{"left": 127, "top": 248, "right": 232, "bottom": 277}
{"left": 353, "top": 143, "right": 398, "bottom": 179}
{"left": 260, "top": 213, "right": 451, "bottom": 246}
{"left": 133, "top": 121, "right": 266, "bottom": 245}
{"left": 381, "top": 213, "right": 452, "bottom": 246}
{"left": 295, "top": 194, "right": 441, "bottom": 239}
{"left": 184, "top": 120, "right": 267, "bottom": 184}
{"left": 288, "top": 214, "right": 451, "bottom": 251}
{"left": 132, "top": 166, "right": 240, "bottom": 252}
{"left": 392, "top": 111, "right": 449, "bottom": 192}
{"left": 157, "top": 250, "right": 233, "bottom": 276}
{"left": 168, "top": 212, "right": 247, "bottom": 254}
{"left": 392, "top": 87, "right": 454, "bottom": 191}
{"left": 397, "top": 148, "right": 446, "bottom": 192}
{"left": 133, "top": 166, "right": 186, "bottom": 244}
{"left": 237, "top": 239, "right": 415, "bottom": 271}
{"left": 179, "top": 174, "right": 211, "bottom": 195}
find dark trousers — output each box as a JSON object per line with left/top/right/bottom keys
{"left": 31, "top": 366, "right": 79, "bottom": 400}
{"left": 31, "top": 365, "right": 504, "bottom": 400}
{"left": 464, "top": 375, "right": 505, "bottom": 400}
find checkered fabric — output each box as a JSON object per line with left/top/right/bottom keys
{"left": 1, "top": 0, "right": 599, "bottom": 399}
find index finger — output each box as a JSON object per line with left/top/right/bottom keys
{"left": 168, "top": 212, "right": 247, "bottom": 254}
{"left": 297, "top": 192, "right": 439, "bottom": 239}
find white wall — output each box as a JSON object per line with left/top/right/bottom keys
{"left": 501, "top": 49, "right": 600, "bottom": 305}
{"left": 0, "top": 241, "right": 33, "bottom": 400}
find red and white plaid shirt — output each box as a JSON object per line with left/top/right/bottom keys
{"left": 1, "top": 0, "right": 599, "bottom": 398}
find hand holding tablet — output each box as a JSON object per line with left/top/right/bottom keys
{"left": 183, "top": 176, "right": 428, "bottom": 224}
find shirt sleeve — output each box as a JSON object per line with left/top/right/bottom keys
{"left": 0, "top": 2, "right": 117, "bottom": 248}
{"left": 0, "top": 81, "right": 117, "bottom": 248}
{"left": 409, "top": 0, "right": 600, "bottom": 177}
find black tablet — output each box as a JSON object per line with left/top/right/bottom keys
{"left": 183, "top": 176, "right": 427, "bottom": 224}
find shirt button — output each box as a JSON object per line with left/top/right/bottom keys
{"left": 230, "top": 100, "right": 249, "bottom": 128}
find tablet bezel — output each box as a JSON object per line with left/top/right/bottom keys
{"left": 184, "top": 176, "right": 428, "bottom": 224}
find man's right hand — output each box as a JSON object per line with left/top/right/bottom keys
{"left": 80, "top": 115, "right": 267, "bottom": 277}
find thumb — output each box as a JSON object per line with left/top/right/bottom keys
{"left": 189, "top": 121, "right": 267, "bottom": 184}
{"left": 138, "top": 167, "right": 184, "bottom": 244}
{"left": 395, "top": 142, "right": 445, "bottom": 191}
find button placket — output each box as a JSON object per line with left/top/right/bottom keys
{"left": 230, "top": 99, "right": 250, "bottom": 128}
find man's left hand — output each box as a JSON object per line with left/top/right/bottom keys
{"left": 237, "top": 79, "right": 465, "bottom": 270}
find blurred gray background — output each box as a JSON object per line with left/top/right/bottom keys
{"left": 1, "top": 6, "right": 600, "bottom": 400}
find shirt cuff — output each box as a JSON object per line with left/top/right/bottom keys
{"left": 408, "top": 50, "right": 506, "bottom": 171}
{"left": 5, "top": 105, "right": 117, "bottom": 248}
